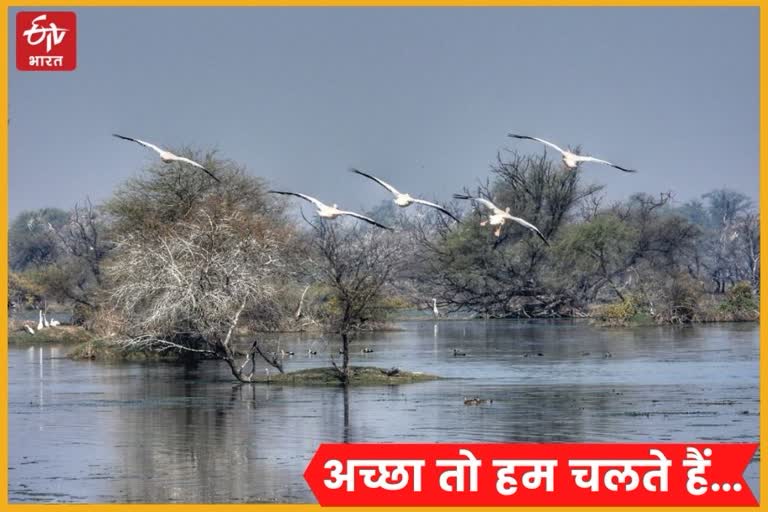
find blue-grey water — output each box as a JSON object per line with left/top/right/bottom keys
{"left": 7, "top": 320, "right": 759, "bottom": 503}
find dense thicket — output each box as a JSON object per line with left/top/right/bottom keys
{"left": 8, "top": 146, "right": 759, "bottom": 376}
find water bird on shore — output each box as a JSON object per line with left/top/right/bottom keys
{"left": 23, "top": 324, "right": 35, "bottom": 335}
{"left": 508, "top": 134, "right": 637, "bottom": 173}
{"left": 350, "top": 168, "right": 460, "bottom": 222}
{"left": 362, "top": 347, "right": 374, "bottom": 353}
{"left": 37, "top": 310, "right": 44, "bottom": 330}
{"left": 42, "top": 312, "right": 50, "bottom": 328}
{"left": 432, "top": 299, "right": 439, "bottom": 320}
{"left": 268, "top": 191, "right": 391, "bottom": 230}
{"left": 112, "top": 134, "right": 221, "bottom": 182}
{"left": 453, "top": 348, "right": 467, "bottom": 357}
{"left": 453, "top": 194, "right": 549, "bottom": 243}
{"left": 49, "top": 316, "right": 60, "bottom": 327}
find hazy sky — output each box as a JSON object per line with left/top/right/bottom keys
{"left": 8, "top": 7, "right": 759, "bottom": 219}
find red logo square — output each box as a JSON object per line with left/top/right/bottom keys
{"left": 16, "top": 11, "right": 77, "bottom": 71}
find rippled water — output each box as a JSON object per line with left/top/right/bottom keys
{"left": 8, "top": 320, "right": 759, "bottom": 503}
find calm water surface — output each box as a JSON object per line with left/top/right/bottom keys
{"left": 8, "top": 320, "right": 759, "bottom": 503}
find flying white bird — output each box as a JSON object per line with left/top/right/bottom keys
{"left": 350, "top": 168, "right": 460, "bottom": 222}
{"left": 112, "top": 134, "right": 221, "bottom": 182}
{"left": 268, "top": 191, "right": 392, "bottom": 230}
{"left": 508, "top": 134, "right": 637, "bottom": 173}
{"left": 453, "top": 194, "right": 549, "bottom": 244}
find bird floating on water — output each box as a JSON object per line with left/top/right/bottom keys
{"left": 453, "top": 348, "right": 467, "bottom": 357}
{"left": 453, "top": 194, "right": 549, "bottom": 243}
{"left": 112, "top": 134, "right": 221, "bottom": 183}
{"left": 268, "top": 191, "right": 391, "bottom": 230}
{"left": 508, "top": 134, "right": 637, "bottom": 173}
{"left": 350, "top": 168, "right": 460, "bottom": 222}
{"left": 463, "top": 396, "right": 493, "bottom": 405}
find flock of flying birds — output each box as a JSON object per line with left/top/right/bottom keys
{"left": 112, "top": 132, "right": 637, "bottom": 244}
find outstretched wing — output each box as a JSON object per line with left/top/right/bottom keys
{"left": 350, "top": 168, "right": 401, "bottom": 196}
{"left": 112, "top": 133, "right": 164, "bottom": 155}
{"left": 507, "top": 134, "right": 567, "bottom": 155}
{"left": 453, "top": 194, "right": 500, "bottom": 213}
{"left": 577, "top": 155, "right": 637, "bottom": 173}
{"left": 411, "top": 198, "right": 460, "bottom": 222}
{"left": 268, "top": 191, "right": 327, "bottom": 209}
{"left": 174, "top": 156, "right": 222, "bottom": 182}
{"left": 338, "top": 210, "right": 393, "bottom": 230}
{"left": 509, "top": 216, "right": 550, "bottom": 246}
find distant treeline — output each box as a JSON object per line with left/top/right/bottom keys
{"left": 8, "top": 148, "right": 759, "bottom": 343}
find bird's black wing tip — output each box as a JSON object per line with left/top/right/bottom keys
{"left": 350, "top": 168, "right": 374, "bottom": 179}
{"left": 453, "top": 193, "right": 471, "bottom": 200}
{"left": 368, "top": 220, "right": 392, "bottom": 231}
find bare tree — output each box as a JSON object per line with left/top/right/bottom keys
{"left": 104, "top": 154, "right": 293, "bottom": 382}
{"left": 302, "top": 218, "right": 404, "bottom": 383}
{"left": 109, "top": 207, "right": 288, "bottom": 382}
{"left": 410, "top": 151, "right": 602, "bottom": 317}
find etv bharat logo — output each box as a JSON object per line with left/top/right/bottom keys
{"left": 16, "top": 11, "right": 77, "bottom": 71}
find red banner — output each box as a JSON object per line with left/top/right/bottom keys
{"left": 304, "top": 443, "right": 757, "bottom": 506}
{"left": 16, "top": 11, "right": 77, "bottom": 71}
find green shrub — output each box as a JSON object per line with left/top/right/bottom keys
{"left": 718, "top": 281, "right": 758, "bottom": 320}
{"left": 593, "top": 296, "right": 637, "bottom": 325}
{"left": 656, "top": 274, "right": 703, "bottom": 324}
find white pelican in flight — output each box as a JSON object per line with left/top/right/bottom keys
{"left": 350, "top": 168, "right": 460, "bottom": 222}
{"left": 112, "top": 134, "right": 221, "bottom": 182}
{"left": 508, "top": 134, "right": 637, "bottom": 173}
{"left": 268, "top": 191, "right": 392, "bottom": 230}
{"left": 453, "top": 194, "right": 549, "bottom": 244}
